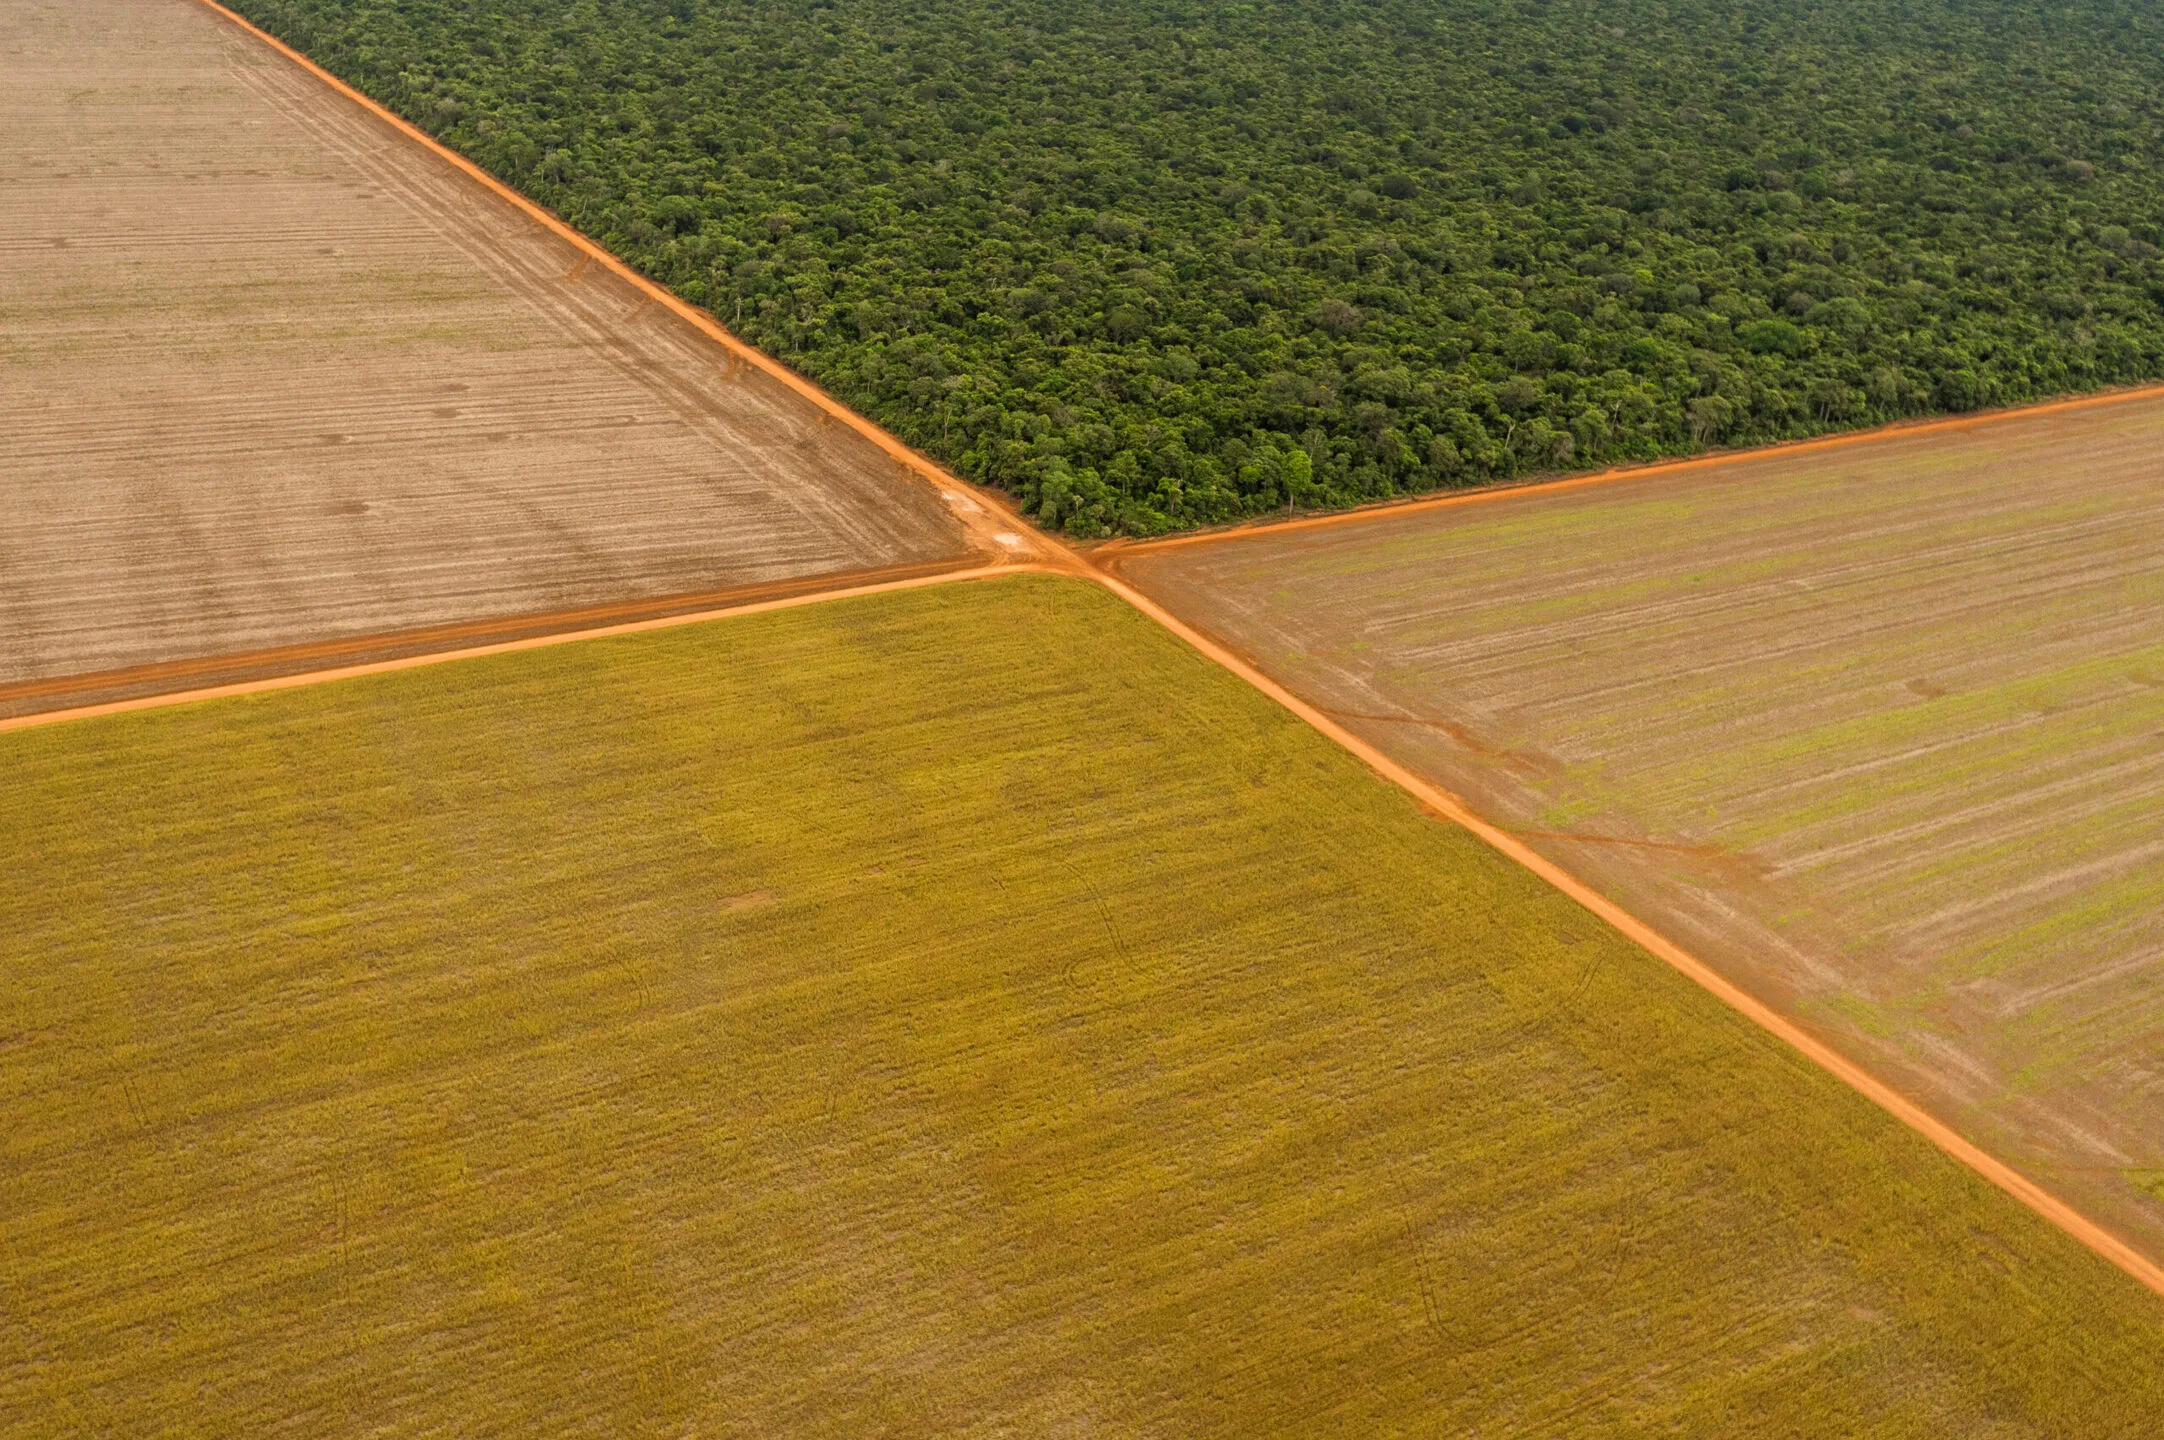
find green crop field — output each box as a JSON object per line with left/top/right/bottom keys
{"left": 4, "top": 575, "right": 2161, "bottom": 1434}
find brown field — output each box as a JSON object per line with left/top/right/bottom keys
{"left": 1109, "top": 391, "right": 2164, "bottom": 1262}
{"left": 0, "top": 0, "right": 976, "bottom": 710}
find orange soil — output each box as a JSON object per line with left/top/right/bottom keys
{"left": 0, "top": 557, "right": 979, "bottom": 714}
{"left": 0, "top": 564, "right": 1024, "bottom": 736}
{"left": 1098, "top": 379, "right": 2164, "bottom": 559}
{"left": 101, "top": 0, "right": 2158, "bottom": 1309}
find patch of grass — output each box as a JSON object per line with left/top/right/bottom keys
{"left": 2, "top": 574, "right": 2160, "bottom": 1435}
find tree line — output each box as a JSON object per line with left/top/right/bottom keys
{"left": 235, "top": 0, "right": 2164, "bottom": 535}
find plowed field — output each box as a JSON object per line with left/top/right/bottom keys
{"left": 0, "top": 0, "right": 968, "bottom": 711}
{"left": 1110, "top": 391, "right": 2164, "bottom": 1261}
{"left": 6, "top": 575, "right": 2163, "bottom": 1434}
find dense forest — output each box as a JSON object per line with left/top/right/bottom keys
{"left": 235, "top": 0, "right": 2164, "bottom": 535}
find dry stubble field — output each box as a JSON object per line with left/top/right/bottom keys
{"left": 1111, "top": 392, "right": 2164, "bottom": 1261}
{"left": 4, "top": 575, "right": 2163, "bottom": 1436}
{"left": 0, "top": 0, "right": 969, "bottom": 715}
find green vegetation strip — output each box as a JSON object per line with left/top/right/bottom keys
{"left": 229, "top": 0, "right": 2164, "bottom": 534}
{"left": 3, "top": 575, "right": 2160, "bottom": 1433}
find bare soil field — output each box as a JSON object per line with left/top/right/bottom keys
{"left": 0, "top": 0, "right": 972, "bottom": 711}
{"left": 1110, "top": 391, "right": 2164, "bottom": 1261}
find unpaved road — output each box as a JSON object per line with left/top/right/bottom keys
{"left": 0, "top": 0, "right": 970, "bottom": 700}
{"left": 1111, "top": 391, "right": 2164, "bottom": 1262}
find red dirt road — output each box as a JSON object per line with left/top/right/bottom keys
{"left": 0, "top": 557, "right": 984, "bottom": 720}
{"left": 1098, "top": 379, "right": 2164, "bottom": 560}
{"left": 0, "top": 564, "right": 1026, "bottom": 736}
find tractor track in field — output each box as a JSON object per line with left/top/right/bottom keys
{"left": 19, "top": 0, "right": 2159, "bottom": 1308}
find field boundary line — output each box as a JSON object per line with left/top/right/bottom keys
{"left": 1097, "top": 380, "right": 2164, "bottom": 559}
{"left": 0, "top": 565, "right": 1029, "bottom": 734}
{"left": 1081, "top": 567, "right": 2164, "bottom": 1300}
{"left": 151, "top": 0, "right": 2164, "bottom": 1305}
{"left": 186, "top": 0, "right": 1042, "bottom": 565}
{"left": 0, "top": 558, "right": 978, "bottom": 711}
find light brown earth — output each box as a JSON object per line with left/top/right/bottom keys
{"left": 1109, "top": 391, "right": 2164, "bottom": 1262}
{"left": 0, "top": 0, "right": 977, "bottom": 705}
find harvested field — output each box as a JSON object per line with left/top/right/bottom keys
{"left": 0, "top": 0, "right": 972, "bottom": 710}
{"left": 5, "top": 574, "right": 2164, "bottom": 1435}
{"left": 1110, "top": 391, "right": 2164, "bottom": 1263}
